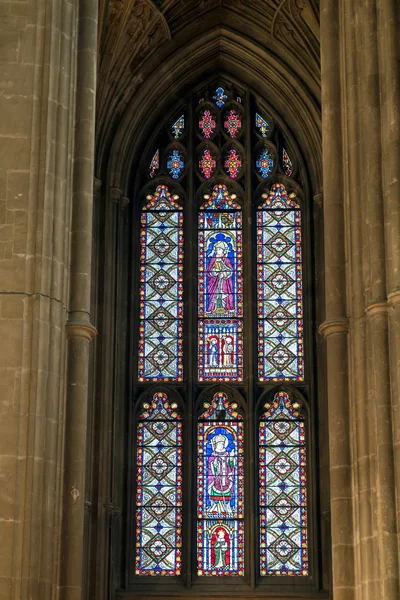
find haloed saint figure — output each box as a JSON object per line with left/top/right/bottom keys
{"left": 205, "top": 428, "right": 237, "bottom": 571}
{"left": 213, "top": 529, "right": 229, "bottom": 568}
{"left": 207, "top": 432, "right": 235, "bottom": 515}
{"left": 206, "top": 240, "right": 234, "bottom": 315}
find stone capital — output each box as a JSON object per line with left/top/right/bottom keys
{"left": 318, "top": 316, "right": 349, "bottom": 338}
{"left": 93, "top": 177, "right": 102, "bottom": 193}
{"left": 65, "top": 320, "right": 98, "bottom": 341}
{"left": 314, "top": 192, "right": 323, "bottom": 207}
{"left": 110, "top": 187, "right": 122, "bottom": 203}
{"left": 365, "top": 300, "right": 389, "bottom": 317}
{"left": 388, "top": 289, "right": 400, "bottom": 308}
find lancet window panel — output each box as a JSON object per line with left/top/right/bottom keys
{"left": 135, "top": 392, "right": 183, "bottom": 576}
{"left": 138, "top": 185, "right": 184, "bottom": 382}
{"left": 257, "top": 183, "right": 304, "bottom": 381}
{"left": 197, "top": 392, "right": 245, "bottom": 576}
{"left": 198, "top": 184, "right": 243, "bottom": 382}
{"left": 258, "top": 391, "right": 308, "bottom": 576}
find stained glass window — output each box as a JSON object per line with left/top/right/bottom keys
{"left": 199, "top": 110, "right": 216, "bottom": 138}
{"left": 135, "top": 392, "right": 183, "bottom": 575}
{"left": 134, "top": 84, "right": 315, "bottom": 587}
{"left": 198, "top": 184, "right": 243, "bottom": 381}
{"left": 282, "top": 148, "right": 293, "bottom": 176}
{"left": 197, "top": 392, "right": 244, "bottom": 576}
{"left": 138, "top": 185, "right": 183, "bottom": 381}
{"left": 256, "top": 113, "right": 269, "bottom": 137}
{"left": 259, "top": 391, "right": 308, "bottom": 576}
{"left": 213, "top": 86, "right": 227, "bottom": 108}
{"left": 224, "top": 110, "right": 241, "bottom": 138}
{"left": 256, "top": 149, "right": 274, "bottom": 178}
{"left": 257, "top": 183, "right": 304, "bottom": 380}
{"left": 172, "top": 114, "right": 184, "bottom": 139}
{"left": 149, "top": 149, "right": 159, "bottom": 178}
{"left": 199, "top": 149, "right": 216, "bottom": 179}
{"left": 167, "top": 149, "right": 184, "bottom": 179}
{"left": 224, "top": 149, "right": 242, "bottom": 179}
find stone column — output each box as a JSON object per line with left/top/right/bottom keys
{"left": 321, "top": 1, "right": 400, "bottom": 598}
{"left": 377, "top": 0, "right": 400, "bottom": 569}
{"left": 0, "top": 0, "right": 78, "bottom": 598}
{"left": 320, "top": 1, "right": 354, "bottom": 599}
{"left": 59, "top": 1, "right": 98, "bottom": 599}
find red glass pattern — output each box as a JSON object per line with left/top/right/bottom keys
{"left": 199, "top": 149, "right": 216, "bottom": 179}
{"left": 199, "top": 110, "right": 216, "bottom": 139}
{"left": 282, "top": 148, "right": 293, "bottom": 176}
{"left": 224, "top": 149, "right": 242, "bottom": 179}
{"left": 224, "top": 110, "right": 241, "bottom": 138}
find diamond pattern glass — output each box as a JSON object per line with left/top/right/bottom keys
{"left": 257, "top": 183, "right": 304, "bottom": 381}
{"left": 136, "top": 392, "right": 183, "bottom": 576}
{"left": 138, "top": 185, "right": 183, "bottom": 381}
{"left": 259, "top": 391, "right": 308, "bottom": 576}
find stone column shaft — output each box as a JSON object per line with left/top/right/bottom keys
{"left": 341, "top": 2, "right": 375, "bottom": 595}
{"left": 320, "top": 1, "right": 354, "bottom": 598}
{"left": 359, "top": 2, "right": 399, "bottom": 597}
{"left": 60, "top": 1, "right": 98, "bottom": 599}
{"left": 377, "top": 0, "right": 400, "bottom": 569}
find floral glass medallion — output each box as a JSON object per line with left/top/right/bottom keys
{"left": 199, "top": 149, "right": 216, "bottom": 179}
{"left": 167, "top": 150, "right": 184, "bottom": 179}
{"left": 224, "top": 149, "right": 242, "bottom": 179}
{"left": 224, "top": 110, "right": 242, "bottom": 138}
{"left": 256, "top": 149, "right": 273, "bottom": 178}
{"left": 213, "top": 86, "right": 228, "bottom": 108}
{"left": 199, "top": 110, "right": 216, "bottom": 139}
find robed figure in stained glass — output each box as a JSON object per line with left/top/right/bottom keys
{"left": 206, "top": 428, "right": 236, "bottom": 515}
{"left": 212, "top": 529, "right": 230, "bottom": 568}
{"left": 197, "top": 393, "right": 244, "bottom": 575}
{"left": 206, "top": 239, "right": 235, "bottom": 315}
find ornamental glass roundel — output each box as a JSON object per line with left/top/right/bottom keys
{"left": 199, "top": 110, "right": 216, "bottom": 139}
{"left": 224, "top": 149, "right": 242, "bottom": 179}
{"left": 199, "top": 148, "right": 217, "bottom": 179}
{"left": 256, "top": 149, "right": 273, "bottom": 178}
{"left": 224, "top": 110, "right": 241, "bottom": 138}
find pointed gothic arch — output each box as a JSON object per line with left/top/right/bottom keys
{"left": 90, "top": 18, "right": 327, "bottom": 598}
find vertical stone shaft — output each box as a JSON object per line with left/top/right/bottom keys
{"left": 60, "top": 1, "right": 98, "bottom": 599}
{"left": 360, "top": 1, "right": 399, "bottom": 597}
{"left": 0, "top": 0, "right": 77, "bottom": 597}
{"left": 377, "top": 0, "right": 400, "bottom": 566}
{"left": 320, "top": 1, "right": 354, "bottom": 599}
{"left": 342, "top": 1, "right": 377, "bottom": 597}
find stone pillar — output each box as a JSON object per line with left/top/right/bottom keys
{"left": 320, "top": 1, "right": 400, "bottom": 599}
{"left": 0, "top": 0, "right": 78, "bottom": 598}
{"left": 320, "top": 1, "right": 354, "bottom": 599}
{"left": 59, "top": 0, "right": 98, "bottom": 599}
